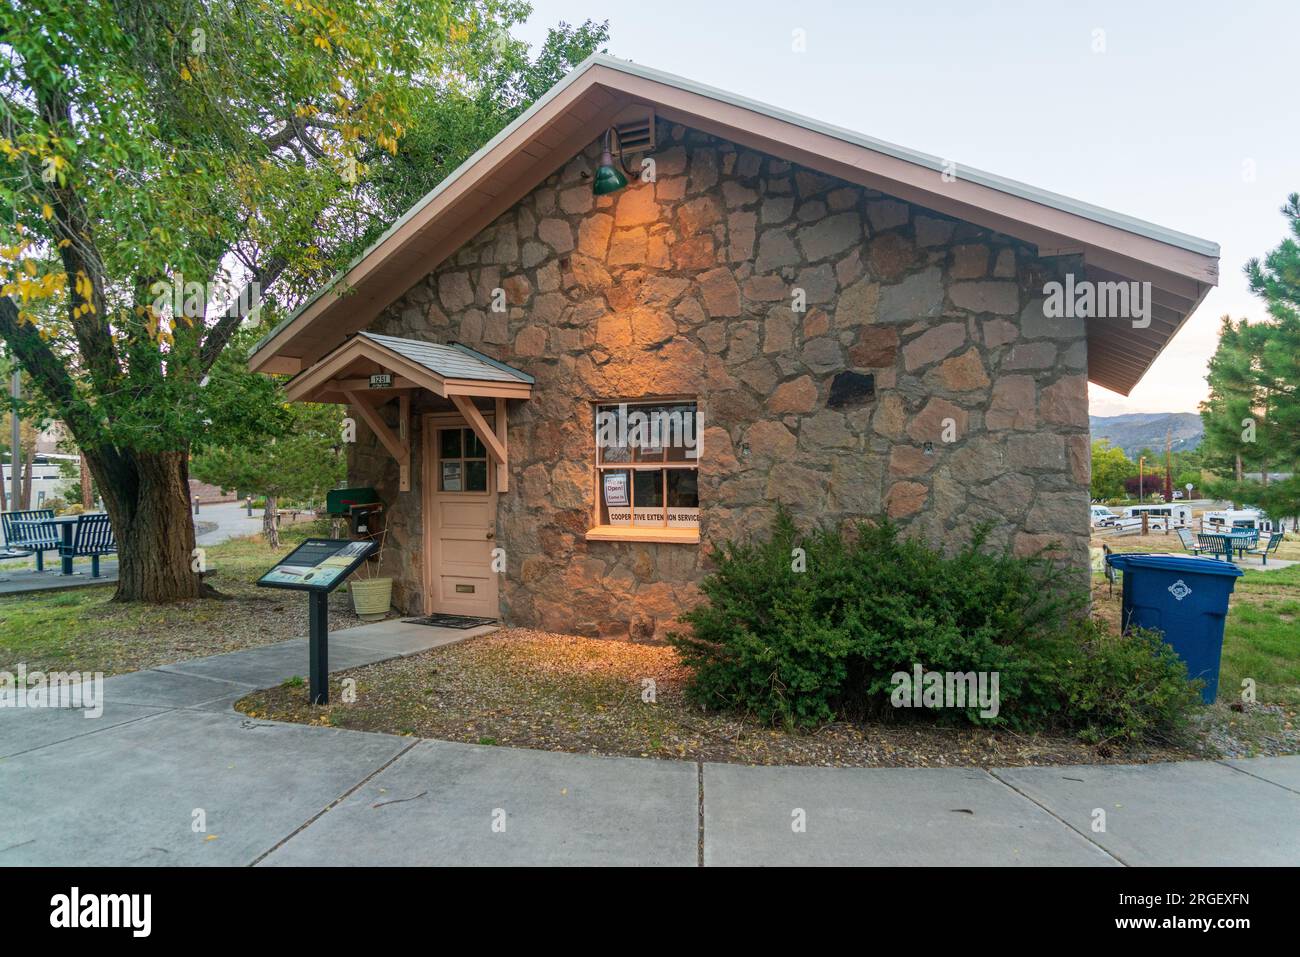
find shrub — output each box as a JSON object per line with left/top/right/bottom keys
{"left": 1022, "top": 622, "right": 1202, "bottom": 747}
{"left": 669, "top": 511, "right": 1200, "bottom": 744}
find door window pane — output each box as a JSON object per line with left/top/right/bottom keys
{"left": 439, "top": 428, "right": 461, "bottom": 460}
{"left": 465, "top": 460, "right": 488, "bottom": 492}
{"left": 464, "top": 428, "right": 487, "bottom": 459}
{"left": 440, "top": 461, "right": 462, "bottom": 492}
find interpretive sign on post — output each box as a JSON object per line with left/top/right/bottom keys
{"left": 256, "top": 538, "right": 378, "bottom": 703}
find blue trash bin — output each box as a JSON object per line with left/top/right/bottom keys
{"left": 1104, "top": 553, "right": 1244, "bottom": 703}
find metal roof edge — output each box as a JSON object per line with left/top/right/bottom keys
{"left": 252, "top": 52, "right": 1219, "bottom": 361}
{"left": 587, "top": 55, "right": 1219, "bottom": 258}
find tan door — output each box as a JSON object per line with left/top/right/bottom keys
{"left": 424, "top": 416, "right": 499, "bottom": 619}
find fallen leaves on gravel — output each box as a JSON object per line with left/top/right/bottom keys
{"left": 237, "top": 628, "right": 1220, "bottom": 769}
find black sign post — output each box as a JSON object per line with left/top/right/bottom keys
{"left": 256, "top": 538, "right": 378, "bottom": 704}
{"left": 307, "top": 590, "right": 329, "bottom": 703}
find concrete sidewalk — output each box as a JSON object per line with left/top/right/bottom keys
{"left": 2, "top": 623, "right": 1298, "bottom": 866}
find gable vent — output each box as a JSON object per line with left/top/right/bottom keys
{"left": 612, "top": 105, "right": 655, "bottom": 155}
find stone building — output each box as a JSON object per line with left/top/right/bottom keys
{"left": 250, "top": 56, "right": 1219, "bottom": 640}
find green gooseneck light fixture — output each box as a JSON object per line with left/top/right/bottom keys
{"left": 592, "top": 127, "right": 630, "bottom": 195}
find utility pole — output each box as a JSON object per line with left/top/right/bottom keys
{"left": 1138, "top": 455, "right": 1145, "bottom": 503}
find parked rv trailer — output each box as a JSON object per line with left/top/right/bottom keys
{"left": 1201, "top": 509, "right": 1279, "bottom": 533}
{"left": 1118, "top": 504, "right": 1193, "bottom": 531}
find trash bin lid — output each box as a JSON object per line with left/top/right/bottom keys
{"left": 1105, "top": 552, "right": 1244, "bottom": 578}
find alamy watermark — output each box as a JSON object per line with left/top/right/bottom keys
{"left": 50, "top": 887, "right": 150, "bottom": 937}
{"left": 595, "top": 403, "right": 701, "bottom": 458}
{"left": 890, "top": 664, "right": 1000, "bottom": 719}
{"left": 1043, "top": 273, "right": 1152, "bottom": 329}
{"left": 149, "top": 272, "right": 262, "bottom": 322}
{"left": 0, "top": 664, "right": 104, "bottom": 718}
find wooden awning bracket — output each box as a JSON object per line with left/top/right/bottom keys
{"left": 344, "top": 390, "right": 411, "bottom": 492}
{"left": 449, "top": 394, "right": 509, "bottom": 493}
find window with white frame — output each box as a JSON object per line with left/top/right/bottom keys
{"left": 594, "top": 400, "right": 699, "bottom": 530}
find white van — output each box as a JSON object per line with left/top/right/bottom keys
{"left": 1090, "top": 505, "right": 1117, "bottom": 527}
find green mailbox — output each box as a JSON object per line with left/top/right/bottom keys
{"left": 325, "top": 486, "right": 379, "bottom": 516}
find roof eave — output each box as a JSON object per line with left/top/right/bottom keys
{"left": 248, "top": 54, "right": 1219, "bottom": 394}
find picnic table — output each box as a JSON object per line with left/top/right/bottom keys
{"left": 11, "top": 513, "right": 111, "bottom": 576}
{"left": 1197, "top": 529, "right": 1258, "bottom": 563}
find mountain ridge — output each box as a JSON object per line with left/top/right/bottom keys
{"left": 1089, "top": 412, "right": 1203, "bottom": 459}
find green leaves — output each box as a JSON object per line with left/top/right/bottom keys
{"left": 0, "top": 0, "right": 603, "bottom": 462}
{"left": 669, "top": 513, "right": 1086, "bottom": 730}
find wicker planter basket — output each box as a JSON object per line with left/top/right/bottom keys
{"left": 350, "top": 577, "right": 392, "bottom": 617}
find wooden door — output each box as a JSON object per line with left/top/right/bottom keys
{"left": 423, "top": 415, "right": 498, "bottom": 618}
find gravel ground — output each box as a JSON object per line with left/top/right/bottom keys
{"left": 239, "top": 627, "right": 1227, "bottom": 769}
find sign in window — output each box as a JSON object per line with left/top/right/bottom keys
{"left": 594, "top": 401, "right": 699, "bottom": 530}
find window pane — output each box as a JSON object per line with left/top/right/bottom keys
{"left": 667, "top": 469, "right": 699, "bottom": 529}
{"left": 464, "top": 428, "right": 487, "bottom": 459}
{"left": 662, "top": 403, "right": 700, "bottom": 462}
{"left": 440, "top": 460, "right": 462, "bottom": 492}
{"left": 465, "top": 460, "right": 488, "bottom": 492}
{"left": 595, "top": 405, "right": 631, "bottom": 463}
{"left": 632, "top": 405, "right": 666, "bottom": 463}
{"left": 601, "top": 469, "right": 632, "bottom": 526}
{"left": 667, "top": 469, "right": 698, "bottom": 507}
{"left": 633, "top": 469, "right": 664, "bottom": 526}
{"left": 633, "top": 470, "right": 664, "bottom": 506}
{"left": 439, "top": 428, "right": 461, "bottom": 460}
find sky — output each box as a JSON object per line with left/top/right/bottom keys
{"left": 513, "top": 0, "right": 1298, "bottom": 417}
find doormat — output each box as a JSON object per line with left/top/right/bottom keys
{"left": 403, "top": 614, "right": 499, "bottom": 629}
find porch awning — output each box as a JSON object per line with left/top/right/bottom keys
{"left": 284, "top": 331, "right": 533, "bottom": 403}
{"left": 284, "top": 332, "right": 532, "bottom": 493}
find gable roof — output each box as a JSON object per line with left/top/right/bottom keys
{"left": 359, "top": 333, "right": 534, "bottom": 384}
{"left": 249, "top": 54, "right": 1219, "bottom": 395}
{"left": 282, "top": 332, "right": 532, "bottom": 404}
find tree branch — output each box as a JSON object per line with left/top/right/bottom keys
{"left": 198, "top": 254, "right": 286, "bottom": 371}
{"left": 0, "top": 294, "right": 128, "bottom": 488}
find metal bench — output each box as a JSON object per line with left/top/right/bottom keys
{"left": 1175, "top": 527, "right": 1205, "bottom": 557}
{"left": 63, "top": 513, "right": 117, "bottom": 577}
{"left": 0, "top": 508, "right": 60, "bottom": 570}
{"left": 1246, "top": 531, "right": 1285, "bottom": 565}
{"left": 1196, "top": 532, "right": 1241, "bottom": 563}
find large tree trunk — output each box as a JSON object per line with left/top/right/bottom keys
{"left": 263, "top": 495, "right": 280, "bottom": 548}
{"left": 87, "top": 447, "right": 208, "bottom": 602}
{"left": 79, "top": 451, "right": 93, "bottom": 508}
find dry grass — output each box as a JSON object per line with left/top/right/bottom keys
{"left": 0, "top": 521, "right": 396, "bottom": 676}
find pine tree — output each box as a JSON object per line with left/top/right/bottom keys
{"left": 1201, "top": 195, "right": 1300, "bottom": 520}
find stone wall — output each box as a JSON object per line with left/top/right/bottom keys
{"left": 355, "top": 119, "right": 1092, "bottom": 639}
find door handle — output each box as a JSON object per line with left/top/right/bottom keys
{"left": 486, "top": 531, "right": 495, "bottom": 539}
